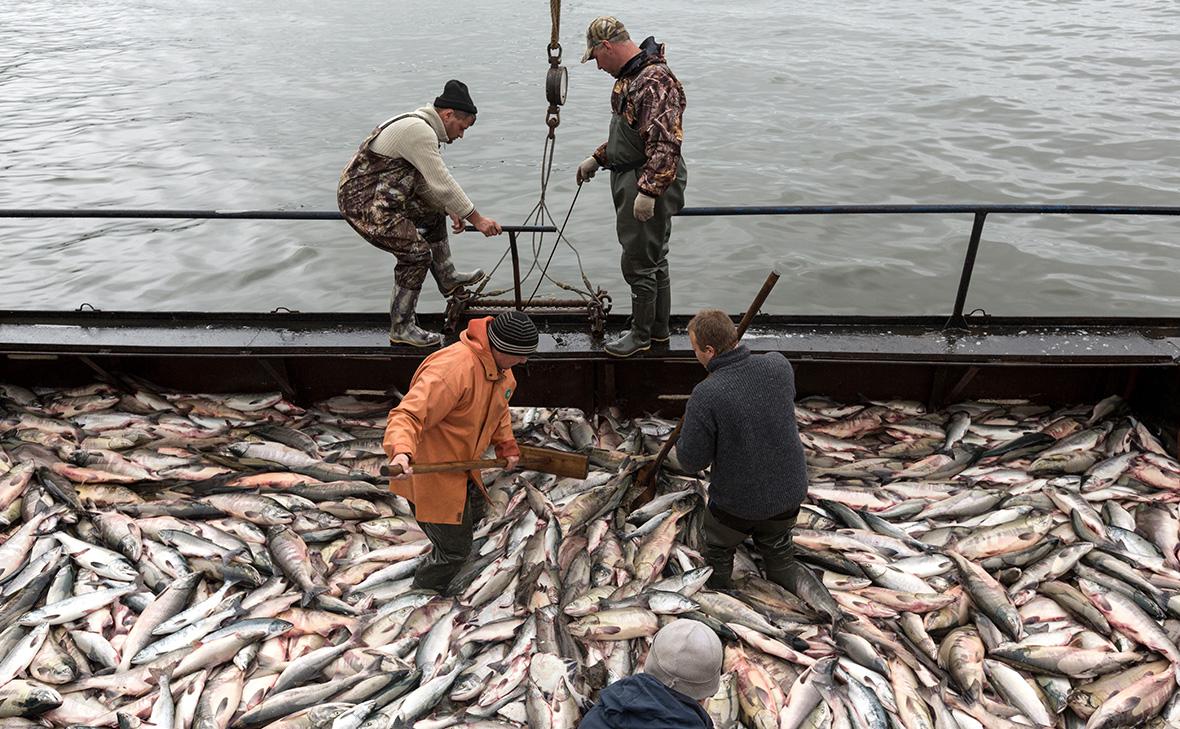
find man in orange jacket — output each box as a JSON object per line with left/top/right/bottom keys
{"left": 383, "top": 310, "right": 538, "bottom": 592}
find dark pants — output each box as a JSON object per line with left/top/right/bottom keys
{"left": 605, "top": 110, "right": 687, "bottom": 304}
{"left": 411, "top": 481, "right": 485, "bottom": 593}
{"left": 703, "top": 504, "right": 799, "bottom": 590}
{"left": 610, "top": 169, "right": 683, "bottom": 302}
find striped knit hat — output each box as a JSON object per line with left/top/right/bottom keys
{"left": 487, "top": 311, "right": 538, "bottom": 356}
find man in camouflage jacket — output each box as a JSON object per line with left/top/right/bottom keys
{"left": 577, "top": 16, "right": 688, "bottom": 358}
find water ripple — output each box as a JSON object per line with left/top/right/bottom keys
{"left": 0, "top": 0, "right": 1177, "bottom": 316}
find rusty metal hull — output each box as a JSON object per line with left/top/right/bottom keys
{"left": 2, "top": 310, "right": 1178, "bottom": 441}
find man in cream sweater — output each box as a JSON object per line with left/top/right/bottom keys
{"left": 339, "top": 80, "right": 502, "bottom": 347}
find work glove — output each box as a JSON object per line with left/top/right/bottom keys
{"left": 633, "top": 192, "right": 656, "bottom": 222}
{"left": 576, "top": 156, "right": 600, "bottom": 185}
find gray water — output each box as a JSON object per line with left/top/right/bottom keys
{"left": 1, "top": 0, "right": 1178, "bottom": 317}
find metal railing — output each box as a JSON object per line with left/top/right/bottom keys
{"left": 3, "top": 204, "right": 1179, "bottom": 329}
{"left": 679, "top": 203, "right": 1180, "bottom": 329}
{"left": 0, "top": 208, "right": 556, "bottom": 312}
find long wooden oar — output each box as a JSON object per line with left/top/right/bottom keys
{"left": 636, "top": 269, "right": 782, "bottom": 492}
{"left": 380, "top": 444, "right": 588, "bottom": 479}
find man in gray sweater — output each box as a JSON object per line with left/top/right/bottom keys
{"left": 339, "top": 80, "right": 502, "bottom": 347}
{"left": 675, "top": 309, "right": 841, "bottom": 624}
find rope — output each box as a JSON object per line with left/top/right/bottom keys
{"left": 550, "top": 0, "right": 561, "bottom": 48}
{"left": 526, "top": 182, "right": 582, "bottom": 305}
{"left": 527, "top": 132, "right": 596, "bottom": 296}
{"left": 477, "top": 133, "right": 594, "bottom": 301}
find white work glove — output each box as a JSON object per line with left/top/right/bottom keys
{"left": 576, "top": 156, "right": 600, "bottom": 185}
{"left": 633, "top": 192, "right": 656, "bottom": 222}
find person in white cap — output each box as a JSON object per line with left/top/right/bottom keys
{"left": 578, "top": 619, "right": 722, "bottom": 728}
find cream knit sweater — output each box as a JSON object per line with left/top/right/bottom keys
{"left": 369, "top": 106, "right": 475, "bottom": 218}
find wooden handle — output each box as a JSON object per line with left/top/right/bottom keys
{"left": 735, "top": 270, "right": 781, "bottom": 338}
{"left": 379, "top": 446, "right": 586, "bottom": 479}
{"left": 381, "top": 458, "right": 506, "bottom": 477}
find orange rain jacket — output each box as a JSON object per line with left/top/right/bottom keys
{"left": 383, "top": 317, "right": 521, "bottom": 524}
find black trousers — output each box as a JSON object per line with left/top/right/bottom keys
{"left": 702, "top": 504, "right": 799, "bottom": 589}
{"left": 411, "top": 481, "right": 485, "bottom": 593}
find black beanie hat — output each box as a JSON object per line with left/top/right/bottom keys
{"left": 434, "top": 79, "right": 477, "bottom": 116}
{"left": 488, "top": 311, "right": 538, "bottom": 356}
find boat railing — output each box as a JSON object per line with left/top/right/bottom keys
{"left": 3, "top": 204, "right": 1179, "bottom": 329}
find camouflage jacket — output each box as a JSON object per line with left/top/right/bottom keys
{"left": 593, "top": 37, "right": 686, "bottom": 198}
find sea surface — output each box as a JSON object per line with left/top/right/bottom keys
{"left": 1, "top": 0, "right": 1178, "bottom": 317}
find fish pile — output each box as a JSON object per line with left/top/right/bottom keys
{"left": 1, "top": 380, "right": 1180, "bottom": 729}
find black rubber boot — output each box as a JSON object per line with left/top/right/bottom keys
{"left": 428, "top": 236, "right": 484, "bottom": 295}
{"left": 605, "top": 297, "right": 655, "bottom": 358}
{"left": 650, "top": 280, "right": 671, "bottom": 343}
{"left": 389, "top": 284, "right": 442, "bottom": 347}
{"left": 705, "top": 564, "right": 735, "bottom": 591}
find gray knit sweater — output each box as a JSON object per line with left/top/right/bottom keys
{"left": 675, "top": 345, "right": 808, "bottom": 520}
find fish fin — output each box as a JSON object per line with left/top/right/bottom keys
{"left": 219, "top": 547, "right": 249, "bottom": 565}
{"left": 300, "top": 586, "right": 328, "bottom": 608}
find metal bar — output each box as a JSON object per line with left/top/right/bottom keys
{"left": 6, "top": 205, "right": 1180, "bottom": 219}
{"left": 3, "top": 205, "right": 1177, "bottom": 330}
{"left": 467, "top": 298, "right": 591, "bottom": 308}
{"left": 675, "top": 204, "right": 1180, "bottom": 217}
{"left": 5, "top": 308, "right": 1178, "bottom": 328}
{"left": 509, "top": 232, "right": 523, "bottom": 310}
{"left": 946, "top": 213, "right": 988, "bottom": 330}
{"left": 0, "top": 208, "right": 556, "bottom": 232}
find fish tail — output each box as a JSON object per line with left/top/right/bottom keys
{"left": 301, "top": 586, "right": 328, "bottom": 607}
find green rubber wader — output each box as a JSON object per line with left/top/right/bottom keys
{"left": 606, "top": 113, "right": 687, "bottom": 301}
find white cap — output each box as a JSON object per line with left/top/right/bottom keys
{"left": 641, "top": 620, "right": 724, "bottom": 700}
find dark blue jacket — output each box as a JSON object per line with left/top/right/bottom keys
{"left": 676, "top": 345, "right": 808, "bottom": 520}
{"left": 578, "top": 674, "right": 713, "bottom": 729}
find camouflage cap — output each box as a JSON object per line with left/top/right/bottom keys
{"left": 580, "top": 16, "right": 630, "bottom": 63}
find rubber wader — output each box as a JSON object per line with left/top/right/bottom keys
{"left": 605, "top": 109, "right": 686, "bottom": 357}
